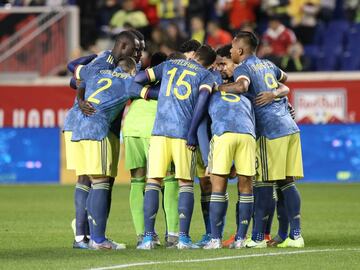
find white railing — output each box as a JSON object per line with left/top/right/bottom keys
{"left": 0, "top": 6, "right": 79, "bottom": 79}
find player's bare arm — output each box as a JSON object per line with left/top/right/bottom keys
{"left": 255, "top": 82, "right": 290, "bottom": 106}
{"left": 218, "top": 78, "right": 249, "bottom": 94}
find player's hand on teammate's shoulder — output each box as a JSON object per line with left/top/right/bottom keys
{"left": 255, "top": 91, "right": 276, "bottom": 106}
{"left": 79, "top": 100, "right": 96, "bottom": 116}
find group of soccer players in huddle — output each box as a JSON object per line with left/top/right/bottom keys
{"left": 64, "top": 29, "right": 304, "bottom": 250}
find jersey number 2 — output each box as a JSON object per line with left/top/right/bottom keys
{"left": 166, "top": 67, "right": 196, "bottom": 100}
{"left": 88, "top": 78, "right": 112, "bottom": 104}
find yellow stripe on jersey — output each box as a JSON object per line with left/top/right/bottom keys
{"left": 236, "top": 75, "right": 250, "bottom": 83}
{"left": 147, "top": 68, "right": 156, "bottom": 82}
{"left": 74, "top": 65, "right": 84, "bottom": 80}
{"left": 279, "top": 70, "right": 285, "bottom": 81}
{"left": 140, "top": 85, "right": 150, "bottom": 99}
{"left": 106, "top": 54, "right": 114, "bottom": 64}
{"left": 199, "top": 84, "right": 212, "bottom": 93}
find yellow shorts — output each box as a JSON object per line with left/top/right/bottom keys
{"left": 196, "top": 149, "right": 206, "bottom": 178}
{"left": 64, "top": 131, "right": 81, "bottom": 171}
{"left": 208, "top": 133, "right": 256, "bottom": 176}
{"left": 75, "top": 132, "right": 120, "bottom": 178}
{"left": 147, "top": 136, "right": 196, "bottom": 181}
{"left": 256, "top": 133, "right": 304, "bottom": 182}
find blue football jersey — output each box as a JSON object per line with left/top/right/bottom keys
{"left": 63, "top": 98, "right": 79, "bottom": 132}
{"left": 146, "top": 59, "right": 214, "bottom": 139}
{"left": 233, "top": 55, "right": 299, "bottom": 139}
{"left": 211, "top": 68, "right": 223, "bottom": 86}
{"left": 71, "top": 66, "right": 135, "bottom": 141}
{"left": 74, "top": 50, "right": 115, "bottom": 81}
{"left": 209, "top": 91, "right": 255, "bottom": 138}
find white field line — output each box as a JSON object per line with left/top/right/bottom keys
{"left": 88, "top": 248, "right": 360, "bottom": 270}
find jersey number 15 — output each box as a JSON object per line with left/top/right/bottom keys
{"left": 166, "top": 68, "right": 196, "bottom": 100}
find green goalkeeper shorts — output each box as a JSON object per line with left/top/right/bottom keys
{"left": 124, "top": 136, "right": 150, "bottom": 170}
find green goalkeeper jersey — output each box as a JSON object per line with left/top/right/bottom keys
{"left": 122, "top": 99, "right": 157, "bottom": 138}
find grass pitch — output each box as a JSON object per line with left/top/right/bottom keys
{"left": 1, "top": 183, "right": 360, "bottom": 270}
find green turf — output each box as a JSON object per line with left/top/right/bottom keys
{"left": 1, "top": 183, "right": 360, "bottom": 270}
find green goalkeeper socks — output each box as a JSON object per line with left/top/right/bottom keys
{"left": 129, "top": 176, "right": 146, "bottom": 236}
{"left": 164, "top": 175, "right": 179, "bottom": 235}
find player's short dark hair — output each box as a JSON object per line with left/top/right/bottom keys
{"left": 150, "top": 52, "right": 167, "bottom": 67}
{"left": 235, "top": 31, "right": 259, "bottom": 51}
{"left": 118, "top": 56, "right": 136, "bottom": 73}
{"left": 167, "top": 52, "right": 186, "bottom": 60}
{"left": 179, "top": 39, "right": 201, "bottom": 53}
{"left": 114, "top": 31, "right": 136, "bottom": 46}
{"left": 195, "top": 44, "right": 217, "bottom": 68}
{"left": 216, "top": 44, "right": 232, "bottom": 58}
{"left": 130, "top": 29, "right": 145, "bottom": 42}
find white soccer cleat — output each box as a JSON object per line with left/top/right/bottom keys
{"left": 88, "top": 239, "right": 126, "bottom": 250}
{"left": 136, "top": 236, "right": 155, "bottom": 250}
{"left": 229, "top": 239, "right": 246, "bottom": 249}
{"left": 203, "top": 238, "right": 222, "bottom": 249}
{"left": 177, "top": 236, "right": 200, "bottom": 249}
{"left": 245, "top": 239, "right": 267, "bottom": 248}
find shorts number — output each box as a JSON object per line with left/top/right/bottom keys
{"left": 88, "top": 78, "right": 112, "bottom": 104}
{"left": 220, "top": 91, "right": 241, "bottom": 103}
{"left": 264, "top": 73, "right": 278, "bottom": 89}
{"left": 166, "top": 67, "right": 196, "bottom": 100}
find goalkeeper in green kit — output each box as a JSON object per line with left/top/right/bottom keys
{"left": 122, "top": 50, "right": 179, "bottom": 248}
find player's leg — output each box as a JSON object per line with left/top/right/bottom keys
{"left": 204, "top": 133, "right": 237, "bottom": 249}
{"left": 129, "top": 168, "right": 146, "bottom": 244}
{"left": 277, "top": 178, "right": 303, "bottom": 248}
{"left": 231, "top": 175, "right": 254, "bottom": 249}
{"left": 196, "top": 175, "right": 212, "bottom": 247}
{"left": 80, "top": 133, "right": 125, "bottom": 250}
{"left": 171, "top": 138, "right": 198, "bottom": 249}
{"left": 268, "top": 184, "right": 289, "bottom": 246}
{"left": 259, "top": 134, "right": 304, "bottom": 248}
{"left": 231, "top": 134, "right": 256, "bottom": 249}
{"left": 277, "top": 133, "right": 304, "bottom": 248}
{"left": 138, "top": 136, "right": 170, "bottom": 249}
{"left": 163, "top": 169, "right": 179, "bottom": 248}
{"left": 264, "top": 185, "right": 276, "bottom": 242}
{"left": 204, "top": 173, "right": 228, "bottom": 249}
{"left": 73, "top": 175, "right": 91, "bottom": 248}
{"left": 124, "top": 137, "right": 147, "bottom": 245}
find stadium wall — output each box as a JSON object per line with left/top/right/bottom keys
{"left": 0, "top": 73, "right": 359, "bottom": 184}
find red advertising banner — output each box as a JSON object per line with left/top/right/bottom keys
{"left": 287, "top": 80, "right": 360, "bottom": 124}
{"left": 0, "top": 85, "right": 75, "bottom": 127}
{"left": 1, "top": 76, "right": 360, "bottom": 127}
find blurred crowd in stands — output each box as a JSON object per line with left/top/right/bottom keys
{"left": 2, "top": 0, "right": 360, "bottom": 71}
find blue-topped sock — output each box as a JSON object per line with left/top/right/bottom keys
{"left": 143, "top": 183, "right": 161, "bottom": 237}
{"left": 74, "top": 183, "right": 90, "bottom": 238}
{"left": 220, "top": 192, "right": 229, "bottom": 237}
{"left": 89, "top": 182, "right": 110, "bottom": 244}
{"left": 252, "top": 185, "right": 274, "bottom": 242}
{"left": 209, "top": 192, "right": 227, "bottom": 239}
{"left": 201, "top": 192, "right": 211, "bottom": 235}
{"left": 236, "top": 193, "right": 254, "bottom": 240}
{"left": 265, "top": 188, "right": 276, "bottom": 236}
{"left": 178, "top": 185, "right": 194, "bottom": 237}
{"left": 276, "top": 186, "right": 289, "bottom": 240}
{"left": 280, "top": 182, "right": 301, "bottom": 240}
